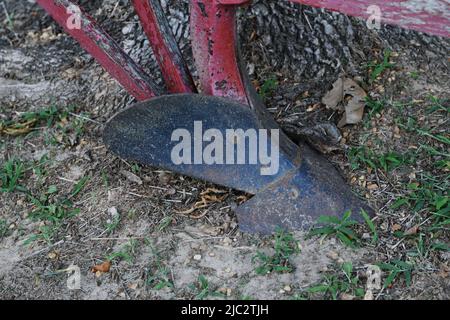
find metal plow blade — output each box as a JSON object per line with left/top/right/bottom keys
{"left": 104, "top": 94, "right": 373, "bottom": 234}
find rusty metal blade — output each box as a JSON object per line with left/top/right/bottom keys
{"left": 235, "top": 142, "right": 374, "bottom": 234}
{"left": 104, "top": 94, "right": 374, "bottom": 233}
{"left": 103, "top": 94, "right": 296, "bottom": 194}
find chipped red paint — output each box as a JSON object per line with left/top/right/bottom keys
{"left": 132, "top": 0, "right": 196, "bottom": 93}
{"left": 37, "top": 0, "right": 449, "bottom": 102}
{"left": 290, "top": 0, "right": 450, "bottom": 38}
{"left": 190, "top": 0, "right": 251, "bottom": 105}
{"left": 36, "top": 0, "right": 161, "bottom": 101}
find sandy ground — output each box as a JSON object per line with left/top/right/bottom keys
{"left": 0, "top": 0, "right": 449, "bottom": 300}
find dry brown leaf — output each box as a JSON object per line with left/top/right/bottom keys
{"left": 120, "top": 170, "right": 143, "bottom": 185}
{"left": 175, "top": 204, "right": 208, "bottom": 215}
{"left": 176, "top": 188, "right": 227, "bottom": 216}
{"left": 91, "top": 260, "right": 111, "bottom": 273}
{"left": 201, "top": 194, "right": 227, "bottom": 203}
{"left": 200, "top": 188, "right": 227, "bottom": 195}
{"left": 367, "top": 183, "right": 379, "bottom": 190}
{"left": 0, "top": 119, "right": 37, "bottom": 136}
{"left": 237, "top": 195, "right": 250, "bottom": 204}
{"left": 404, "top": 225, "right": 419, "bottom": 236}
{"left": 322, "top": 77, "right": 345, "bottom": 110}
{"left": 189, "top": 210, "right": 209, "bottom": 220}
{"left": 322, "top": 77, "right": 367, "bottom": 127}
{"left": 391, "top": 224, "right": 402, "bottom": 232}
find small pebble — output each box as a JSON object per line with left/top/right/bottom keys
{"left": 327, "top": 251, "right": 339, "bottom": 260}
{"left": 193, "top": 254, "right": 202, "bottom": 261}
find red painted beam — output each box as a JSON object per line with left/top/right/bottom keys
{"left": 132, "top": 0, "right": 196, "bottom": 93}
{"left": 36, "top": 0, "right": 162, "bottom": 101}
{"left": 290, "top": 0, "right": 450, "bottom": 38}
{"left": 190, "top": 0, "right": 250, "bottom": 105}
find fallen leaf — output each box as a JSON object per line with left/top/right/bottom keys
{"left": 322, "top": 77, "right": 367, "bottom": 127}
{"left": 404, "top": 225, "right": 419, "bottom": 236}
{"left": 391, "top": 224, "right": 402, "bottom": 232}
{"left": 120, "top": 170, "right": 143, "bottom": 185}
{"left": 237, "top": 195, "right": 249, "bottom": 204}
{"left": 91, "top": 260, "right": 111, "bottom": 273}
{"left": 200, "top": 188, "right": 227, "bottom": 195}
{"left": 0, "top": 119, "right": 37, "bottom": 136}
{"left": 128, "top": 283, "right": 138, "bottom": 290}
{"left": 322, "top": 77, "right": 345, "bottom": 110}
{"left": 367, "top": 183, "right": 379, "bottom": 190}
{"left": 177, "top": 188, "right": 229, "bottom": 217}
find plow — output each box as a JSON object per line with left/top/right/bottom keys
{"left": 35, "top": 0, "right": 450, "bottom": 234}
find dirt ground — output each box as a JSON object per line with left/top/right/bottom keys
{"left": 0, "top": 0, "right": 449, "bottom": 300}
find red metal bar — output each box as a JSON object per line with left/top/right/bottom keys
{"left": 132, "top": 0, "right": 196, "bottom": 93}
{"left": 190, "top": 0, "right": 251, "bottom": 105}
{"left": 36, "top": 0, "right": 162, "bottom": 101}
{"left": 290, "top": 0, "right": 450, "bottom": 38}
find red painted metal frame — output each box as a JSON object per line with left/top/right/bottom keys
{"left": 37, "top": 0, "right": 449, "bottom": 102}
{"left": 190, "top": 0, "right": 301, "bottom": 163}
{"left": 290, "top": 0, "right": 450, "bottom": 38}
{"left": 36, "top": 0, "right": 162, "bottom": 101}
{"left": 132, "top": 0, "right": 196, "bottom": 93}
{"left": 190, "top": 0, "right": 251, "bottom": 105}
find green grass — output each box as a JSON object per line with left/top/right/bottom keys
{"left": 188, "top": 275, "right": 225, "bottom": 300}
{"left": 105, "top": 214, "right": 121, "bottom": 235}
{"left": 32, "top": 156, "right": 49, "bottom": 185}
{"left": 389, "top": 172, "right": 449, "bottom": 258}
{"left": 427, "top": 95, "right": 449, "bottom": 114}
{"left": 348, "top": 146, "right": 408, "bottom": 172}
{"left": 0, "top": 158, "right": 26, "bottom": 192}
{"left": 146, "top": 250, "right": 174, "bottom": 291}
{"left": 157, "top": 216, "right": 173, "bottom": 232}
{"left": 378, "top": 260, "right": 414, "bottom": 288}
{"left": 24, "top": 176, "right": 89, "bottom": 244}
{"left": 107, "top": 239, "right": 138, "bottom": 263}
{"left": 396, "top": 114, "right": 450, "bottom": 146}
{"left": 0, "top": 105, "right": 61, "bottom": 135}
{"left": 101, "top": 169, "right": 109, "bottom": 188}
{"left": 368, "top": 49, "right": 394, "bottom": 82}
{"left": 365, "top": 97, "right": 385, "bottom": 120}
{"left": 308, "top": 211, "right": 360, "bottom": 247}
{"left": 409, "top": 71, "right": 419, "bottom": 80}
{"left": 0, "top": 219, "right": 9, "bottom": 239}
{"left": 1, "top": 105, "right": 88, "bottom": 146}
{"left": 360, "top": 209, "right": 378, "bottom": 244}
{"left": 258, "top": 76, "right": 279, "bottom": 100}
{"left": 253, "top": 228, "right": 300, "bottom": 275}
{"left": 190, "top": 275, "right": 211, "bottom": 300}
{"left": 307, "top": 262, "right": 365, "bottom": 300}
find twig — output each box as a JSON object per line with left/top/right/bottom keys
{"left": 90, "top": 236, "right": 145, "bottom": 241}
{"left": 69, "top": 112, "right": 102, "bottom": 125}
{"left": 25, "top": 240, "right": 65, "bottom": 259}
{"left": 303, "top": 11, "right": 313, "bottom": 32}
